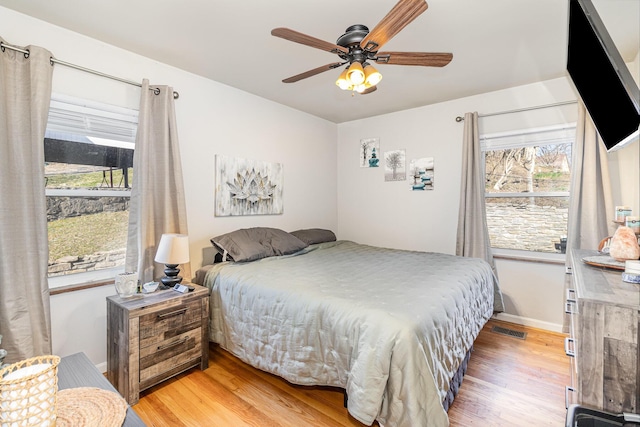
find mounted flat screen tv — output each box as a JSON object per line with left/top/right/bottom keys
{"left": 567, "top": 0, "right": 640, "bottom": 152}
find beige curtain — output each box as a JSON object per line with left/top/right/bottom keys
{"left": 125, "top": 79, "right": 190, "bottom": 283}
{"left": 456, "top": 112, "right": 503, "bottom": 312}
{"left": 456, "top": 113, "right": 497, "bottom": 269}
{"left": 0, "top": 39, "right": 54, "bottom": 362}
{"left": 566, "top": 103, "right": 614, "bottom": 253}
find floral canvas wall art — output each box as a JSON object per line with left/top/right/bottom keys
{"left": 215, "top": 155, "right": 283, "bottom": 216}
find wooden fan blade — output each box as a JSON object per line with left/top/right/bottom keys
{"left": 272, "top": 28, "right": 348, "bottom": 55}
{"left": 282, "top": 62, "right": 344, "bottom": 83}
{"left": 360, "top": 0, "right": 428, "bottom": 52}
{"left": 375, "top": 51, "right": 453, "bottom": 67}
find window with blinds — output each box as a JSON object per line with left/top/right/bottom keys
{"left": 45, "top": 94, "right": 138, "bottom": 285}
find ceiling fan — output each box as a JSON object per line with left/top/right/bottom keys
{"left": 271, "top": 0, "right": 453, "bottom": 94}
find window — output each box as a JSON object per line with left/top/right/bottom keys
{"left": 482, "top": 124, "right": 575, "bottom": 254}
{"left": 45, "top": 94, "right": 138, "bottom": 284}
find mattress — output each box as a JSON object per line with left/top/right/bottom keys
{"left": 199, "top": 240, "right": 503, "bottom": 427}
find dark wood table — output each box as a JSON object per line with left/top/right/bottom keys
{"left": 58, "top": 352, "right": 146, "bottom": 426}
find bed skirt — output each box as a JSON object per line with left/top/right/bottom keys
{"left": 343, "top": 345, "right": 473, "bottom": 414}
{"left": 443, "top": 345, "right": 472, "bottom": 411}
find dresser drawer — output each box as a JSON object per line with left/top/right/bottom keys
{"left": 139, "top": 299, "right": 203, "bottom": 348}
{"left": 139, "top": 327, "right": 202, "bottom": 388}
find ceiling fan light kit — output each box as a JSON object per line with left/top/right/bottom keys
{"left": 271, "top": 0, "right": 453, "bottom": 95}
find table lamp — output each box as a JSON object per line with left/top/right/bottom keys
{"left": 154, "top": 234, "right": 190, "bottom": 289}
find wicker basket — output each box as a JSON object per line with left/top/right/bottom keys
{"left": 0, "top": 355, "right": 60, "bottom": 427}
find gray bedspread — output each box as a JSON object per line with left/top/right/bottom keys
{"left": 202, "top": 240, "right": 503, "bottom": 427}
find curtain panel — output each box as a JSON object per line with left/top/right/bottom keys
{"left": 456, "top": 112, "right": 497, "bottom": 268}
{"left": 125, "top": 79, "right": 190, "bottom": 284}
{"left": 456, "top": 112, "right": 503, "bottom": 311}
{"left": 0, "top": 38, "right": 54, "bottom": 362}
{"left": 566, "top": 102, "right": 614, "bottom": 253}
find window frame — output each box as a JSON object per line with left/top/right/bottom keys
{"left": 481, "top": 123, "right": 576, "bottom": 257}
{"left": 45, "top": 94, "right": 137, "bottom": 289}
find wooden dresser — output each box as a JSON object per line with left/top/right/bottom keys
{"left": 107, "top": 284, "right": 209, "bottom": 404}
{"left": 565, "top": 249, "right": 639, "bottom": 413}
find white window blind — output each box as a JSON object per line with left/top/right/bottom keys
{"left": 46, "top": 93, "right": 138, "bottom": 143}
{"left": 481, "top": 123, "right": 576, "bottom": 151}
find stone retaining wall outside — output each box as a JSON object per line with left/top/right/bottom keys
{"left": 47, "top": 196, "right": 129, "bottom": 222}
{"left": 487, "top": 203, "right": 568, "bottom": 253}
{"left": 48, "top": 248, "right": 126, "bottom": 277}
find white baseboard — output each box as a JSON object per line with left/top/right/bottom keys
{"left": 491, "top": 312, "right": 563, "bottom": 333}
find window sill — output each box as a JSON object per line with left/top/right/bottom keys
{"left": 492, "top": 248, "right": 566, "bottom": 265}
{"left": 48, "top": 266, "right": 122, "bottom": 295}
{"left": 49, "top": 279, "right": 114, "bottom": 296}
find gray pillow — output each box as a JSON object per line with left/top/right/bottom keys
{"left": 210, "top": 227, "right": 308, "bottom": 262}
{"left": 290, "top": 228, "right": 336, "bottom": 245}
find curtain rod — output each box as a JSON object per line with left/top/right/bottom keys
{"left": 454, "top": 100, "right": 577, "bottom": 122}
{"left": 1, "top": 41, "right": 179, "bottom": 99}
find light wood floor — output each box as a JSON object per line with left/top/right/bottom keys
{"left": 133, "top": 319, "right": 570, "bottom": 426}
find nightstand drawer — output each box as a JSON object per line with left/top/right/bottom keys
{"left": 139, "top": 327, "right": 202, "bottom": 386}
{"left": 139, "top": 299, "right": 202, "bottom": 348}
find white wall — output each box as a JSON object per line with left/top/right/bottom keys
{"left": 337, "top": 76, "right": 638, "bottom": 331}
{"left": 609, "top": 51, "right": 640, "bottom": 215}
{"left": 1, "top": 6, "right": 338, "bottom": 368}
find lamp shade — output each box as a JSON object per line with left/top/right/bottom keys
{"left": 336, "top": 67, "right": 352, "bottom": 90}
{"left": 346, "top": 62, "right": 365, "bottom": 85}
{"left": 364, "top": 63, "right": 382, "bottom": 86}
{"left": 154, "top": 234, "right": 190, "bottom": 265}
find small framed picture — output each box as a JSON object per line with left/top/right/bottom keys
{"left": 384, "top": 149, "right": 406, "bottom": 181}
{"left": 360, "top": 138, "right": 380, "bottom": 168}
{"left": 409, "top": 157, "right": 434, "bottom": 191}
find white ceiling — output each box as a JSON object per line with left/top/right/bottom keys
{"left": 0, "top": 0, "right": 638, "bottom": 123}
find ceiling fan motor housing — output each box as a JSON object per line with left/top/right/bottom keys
{"left": 336, "top": 25, "right": 369, "bottom": 47}
{"left": 336, "top": 25, "right": 377, "bottom": 65}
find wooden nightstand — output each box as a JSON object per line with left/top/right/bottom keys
{"left": 106, "top": 284, "right": 209, "bottom": 405}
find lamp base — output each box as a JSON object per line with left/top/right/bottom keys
{"left": 159, "top": 264, "right": 183, "bottom": 290}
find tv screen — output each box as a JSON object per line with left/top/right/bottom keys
{"left": 567, "top": 0, "right": 640, "bottom": 151}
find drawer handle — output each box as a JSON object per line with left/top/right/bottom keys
{"left": 565, "top": 385, "right": 575, "bottom": 409}
{"left": 566, "top": 288, "right": 576, "bottom": 303}
{"left": 157, "top": 307, "right": 187, "bottom": 319}
{"left": 565, "top": 301, "right": 575, "bottom": 315}
{"left": 564, "top": 337, "right": 575, "bottom": 357}
{"left": 624, "top": 414, "right": 640, "bottom": 423}
{"left": 157, "top": 337, "right": 188, "bottom": 352}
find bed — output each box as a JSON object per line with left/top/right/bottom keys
{"left": 194, "top": 228, "right": 504, "bottom": 427}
